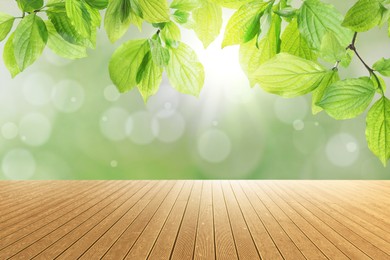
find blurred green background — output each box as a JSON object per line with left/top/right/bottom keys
{"left": 0, "top": 1, "right": 389, "bottom": 180}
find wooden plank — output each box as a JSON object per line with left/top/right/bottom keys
{"left": 0, "top": 181, "right": 54, "bottom": 207}
{"left": 251, "top": 181, "right": 326, "bottom": 259}
{"left": 1, "top": 181, "right": 133, "bottom": 259}
{"left": 240, "top": 181, "right": 305, "bottom": 259}
{"left": 101, "top": 181, "right": 175, "bottom": 259}
{"left": 308, "top": 181, "right": 390, "bottom": 233}
{"left": 37, "top": 181, "right": 157, "bottom": 259}
{"left": 52, "top": 181, "right": 159, "bottom": 259}
{"left": 0, "top": 180, "right": 389, "bottom": 260}
{"left": 263, "top": 182, "right": 349, "bottom": 259}
{"left": 124, "top": 181, "right": 185, "bottom": 259}
{"left": 230, "top": 181, "right": 282, "bottom": 260}
{"left": 0, "top": 181, "right": 114, "bottom": 251}
{"left": 274, "top": 181, "right": 373, "bottom": 259}
{"left": 147, "top": 181, "right": 194, "bottom": 260}
{"left": 0, "top": 181, "right": 89, "bottom": 229}
{"left": 78, "top": 181, "right": 164, "bottom": 259}
{"left": 279, "top": 181, "right": 390, "bottom": 256}
{"left": 330, "top": 182, "right": 390, "bottom": 218}
{"left": 212, "top": 181, "right": 238, "bottom": 260}
{"left": 194, "top": 181, "right": 215, "bottom": 260}
{"left": 221, "top": 181, "right": 259, "bottom": 259}
{"left": 170, "top": 180, "right": 203, "bottom": 260}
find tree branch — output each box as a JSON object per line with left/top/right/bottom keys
{"left": 347, "top": 32, "right": 384, "bottom": 95}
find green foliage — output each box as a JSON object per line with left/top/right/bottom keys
{"left": 104, "top": 0, "right": 135, "bottom": 43}
{"left": 208, "top": 0, "right": 252, "bottom": 9}
{"left": 160, "top": 22, "right": 181, "bottom": 47}
{"left": 311, "top": 70, "right": 339, "bottom": 115}
{"left": 14, "top": 14, "right": 48, "bottom": 71}
{"left": 109, "top": 39, "right": 149, "bottom": 93}
{"left": 136, "top": 51, "right": 163, "bottom": 101}
{"left": 45, "top": 20, "right": 88, "bottom": 59}
{"left": 137, "top": 0, "right": 170, "bottom": 23}
{"left": 319, "top": 33, "right": 351, "bottom": 66}
{"left": 65, "top": 0, "right": 93, "bottom": 37}
{"left": 170, "top": 0, "right": 199, "bottom": 11}
{"left": 166, "top": 42, "right": 205, "bottom": 96}
{"left": 251, "top": 53, "right": 329, "bottom": 98}
{"left": 17, "top": 0, "right": 44, "bottom": 12}
{"left": 222, "top": 0, "right": 271, "bottom": 48}
{"left": 373, "top": 58, "right": 390, "bottom": 77}
{"left": 149, "top": 37, "right": 170, "bottom": 67}
{"left": 192, "top": 0, "right": 222, "bottom": 48}
{"left": 0, "top": 13, "right": 15, "bottom": 42}
{"left": 366, "top": 97, "right": 390, "bottom": 166}
{"left": 1, "top": 0, "right": 390, "bottom": 166}
{"left": 298, "top": 0, "right": 352, "bottom": 50}
{"left": 239, "top": 14, "right": 281, "bottom": 86}
{"left": 280, "top": 18, "right": 316, "bottom": 61}
{"left": 317, "top": 77, "right": 376, "bottom": 120}
{"left": 3, "top": 33, "right": 20, "bottom": 78}
{"left": 47, "top": 3, "right": 96, "bottom": 47}
{"left": 86, "top": 0, "right": 108, "bottom": 10}
{"left": 342, "top": 0, "right": 384, "bottom": 32}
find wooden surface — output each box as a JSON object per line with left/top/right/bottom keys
{"left": 0, "top": 180, "right": 389, "bottom": 259}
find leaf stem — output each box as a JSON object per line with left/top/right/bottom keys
{"left": 347, "top": 32, "right": 384, "bottom": 95}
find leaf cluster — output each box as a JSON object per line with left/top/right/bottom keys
{"left": 1, "top": 0, "right": 390, "bottom": 166}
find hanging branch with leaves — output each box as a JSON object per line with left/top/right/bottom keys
{"left": 1, "top": 0, "right": 390, "bottom": 166}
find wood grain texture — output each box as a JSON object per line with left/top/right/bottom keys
{"left": 0, "top": 180, "right": 389, "bottom": 259}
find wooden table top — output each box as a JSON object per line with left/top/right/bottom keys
{"left": 0, "top": 180, "right": 389, "bottom": 259}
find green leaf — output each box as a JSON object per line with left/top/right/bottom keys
{"left": 45, "top": 21, "right": 87, "bottom": 59}
{"left": 311, "top": 70, "right": 340, "bottom": 115}
{"left": 274, "top": 7, "right": 297, "bottom": 18}
{"left": 85, "top": 0, "right": 108, "bottom": 9}
{"left": 339, "top": 50, "right": 354, "bottom": 68}
{"left": 208, "top": 0, "right": 252, "bottom": 9}
{"left": 130, "top": 0, "right": 142, "bottom": 17}
{"left": 47, "top": 10, "right": 92, "bottom": 48}
{"left": 85, "top": 3, "right": 102, "bottom": 28}
{"left": 239, "top": 39, "right": 263, "bottom": 86}
{"left": 160, "top": 21, "right": 181, "bottom": 47}
{"left": 109, "top": 39, "right": 149, "bottom": 93}
{"left": 129, "top": 11, "right": 143, "bottom": 30}
{"left": 280, "top": 18, "right": 316, "bottom": 61}
{"left": 319, "top": 32, "right": 353, "bottom": 67}
{"left": 373, "top": 58, "right": 390, "bottom": 77}
{"left": 170, "top": 0, "right": 199, "bottom": 11}
{"left": 371, "top": 74, "right": 387, "bottom": 94}
{"left": 0, "top": 12, "right": 15, "bottom": 42}
{"left": 65, "top": 0, "right": 92, "bottom": 37}
{"left": 172, "top": 10, "right": 190, "bottom": 24}
{"left": 137, "top": 0, "right": 170, "bottom": 23}
{"left": 342, "top": 0, "right": 383, "bottom": 32}
{"left": 317, "top": 77, "right": 376, "bottom": 120}
{"left": 319, "top": 33, "right": 346, "bottom": 63}
{"left": 3, "top": 33, "right": 21, "bottom": 78}
{"left": 222, "top": 1, "right": 270, "bottom": 48}
{"left": 251, "top": 53, "right": 328, "bottom": 97}
{"left": 240, "top": 15, "right": 281, "bottom": 86}
{"left": 104, "top": 0, "right": 132, "bottom": 42}
{"left": 17, "top": 0, "right": 44, "bottom": 12}
{"left": 166, "top": 42, "right": 205, "bottom": 96}
{"left": 136, "top": 52, "right": 163, "bottom": 101}
{"left": 13, "top": 14, "right": 48, "bottom": 71}
{"left": 298, "top": 0, "right": 353, "bottom": 50}
{"left": 366, "top": 97, "right": 390, "bottom": 166}
{"left": 192, "top": 0, "right": 222, "bottom": 48}
{"left": 149, "top": 38, "right": 170, "bottom": 66}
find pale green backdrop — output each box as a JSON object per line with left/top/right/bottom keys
{"left": 0, "top": 1, "right": 389, "bottom": 180}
